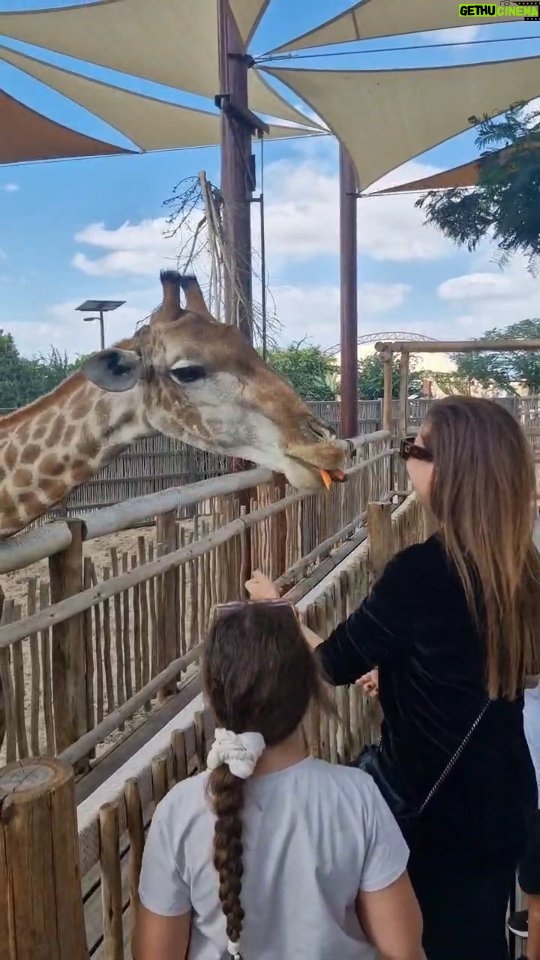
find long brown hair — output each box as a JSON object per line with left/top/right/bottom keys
{"left": 203, "top": 602, "right": 331, "bottom": 958}
{"left": 425, "top": 396, "right": 539, "bottom": 699}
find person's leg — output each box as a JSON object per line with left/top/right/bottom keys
{"left": 519, "top": 810, "right": 540, "bottom": 960}
{"left": 409, "top": 858, "right": 514, "bottom": 960}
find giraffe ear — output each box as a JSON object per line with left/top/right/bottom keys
{"left": 82, "top": 348, "right": 142, "bottom": 393}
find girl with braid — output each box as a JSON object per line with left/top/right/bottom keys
{"left": 134, "top": 601, "right": 424, "bottom": 960}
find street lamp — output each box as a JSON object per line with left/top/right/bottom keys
{"left": 76, "top": 299, "right": 125, "bottom": 351}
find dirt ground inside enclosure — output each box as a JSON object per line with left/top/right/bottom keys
{"left": 0, "top": 517, "right": 210, "bottom": 609}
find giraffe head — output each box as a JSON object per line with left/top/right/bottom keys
{"left": 82, "top": 271, "right": 346, "bottom": 489}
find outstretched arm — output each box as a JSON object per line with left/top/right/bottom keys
{"left": 247, "top": 549, "right": 416, "bottom": 687}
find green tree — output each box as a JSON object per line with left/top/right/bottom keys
{"left": 0, "top": 330, "right": 30, "bottom": 409}
{"left": 0, "top": 334, "right": 86, "bottom": 410}
{"left": 450, "top": 318, "right": 540, "bottom": 395}
{"left": 416, "top": 102, "right": 540, "bottom": 273}
{"left": 267, "top": 340, "right": 338, "bottom": 401}
{"left": 357, "top": 353, "right": 424, "bottom": 400}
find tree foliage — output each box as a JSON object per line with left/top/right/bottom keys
{"left": 267, "top": 340, "right": 338, "bottom": 401}
{"left": 416, "top": 102, "right": 540, "bottom": 273}
{"left": 449, "top": 318, "right": 540, "bottom": 395}
{"left": 357, "top": 353, "right": 424, "bottom": 400}
{"left": 0, "top": 331, "right": 84, "bottom": 410}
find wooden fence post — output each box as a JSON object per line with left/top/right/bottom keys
{"left": 382, "top": 350, "right": 394, "bottom": 434}
{"left": 273, "top": 472, "right": 287, "bottom": 578}
{"left": 0, "top": 757, "right": 87, "bottom": 960}
{"left": 398, "top": 352, "right": 410, "bottom": 495}
{"left": 156, "top": 510, "right": 178, "bottom": 701}
{"left": 49, "top": 519, "right": 86, "bottom": 754}
{"left": 367, "top": 501, "right": 394, "bottom": 581}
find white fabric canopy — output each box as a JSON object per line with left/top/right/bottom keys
{"left": 0, "top": 0, "right": 313, "bottom": 127}
{"left": 231, "top": 0, "right": 269, "bottom": 43}
{"left": 265, "top": 56, "right": 540, "bottom": 188}
{"left": 269, "top": 0, "right": 522, "bottom": 54}
{"left": 0, "top": 45, "right": 320, "bottom": 153}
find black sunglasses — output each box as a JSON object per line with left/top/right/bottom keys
{"left": 399, "top": 436, "right": 433, "bottom": 463}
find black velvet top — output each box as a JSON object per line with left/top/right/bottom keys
{"left": 316, "top": 534, "right": 537, "bottom": 868}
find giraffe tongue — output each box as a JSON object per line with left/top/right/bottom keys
{"left": 319, "top": 468, "right": 347, "bottom": 489}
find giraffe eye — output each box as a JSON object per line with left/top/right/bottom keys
{"left": 170, "top": 364, "right": 206, "bottom": 384}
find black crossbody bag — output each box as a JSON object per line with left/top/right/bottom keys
{"left": 355, "top": 699, "right": 492, "bottom": 841}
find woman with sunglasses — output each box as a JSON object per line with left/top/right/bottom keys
{"left": 134, "top": 601, "right": 424, "bottom": 960}
{"left": 247, "top": 396, "right": 540, "bottom": 960}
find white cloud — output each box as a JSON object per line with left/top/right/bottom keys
{"left": 71, "top": 149, "right": 454, "bottom": 283}
{"left": 271, "top": 281, "right": 411, "bottom": 348}
{"left": 437, "top": 252, "right": 540, "bottom": 333}
{"left": 264, "top": 155, "right": 451, "bottom": 266}
{"left": 0, "top": 183, "right": 19, "bottom": 193}
{"left": 73, "top": 217, "right": 179, "bottom": 277}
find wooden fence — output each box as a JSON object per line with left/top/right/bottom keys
{"left": 0, "top": 491, "right": 425, "bottom": 960}
{"left": 0, "top": 432, "right": 394, "bottom": 766}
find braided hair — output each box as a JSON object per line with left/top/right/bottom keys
{"left": 204, "top": 602, "right": 332, "bottom": 958}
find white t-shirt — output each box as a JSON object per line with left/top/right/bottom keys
{"left": 139, "top": 756, "right": 409, "bottom": 959}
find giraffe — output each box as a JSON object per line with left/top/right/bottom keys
{"left": 0, "top": 270, "right": 346, "bottom": 539}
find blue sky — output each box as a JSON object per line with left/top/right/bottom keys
{"left": 0, "top": 1, "right": 540, "bottom": 362}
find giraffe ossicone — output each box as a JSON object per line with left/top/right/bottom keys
{"left": 0, "top": 271, "right": 346, "bottom": 539}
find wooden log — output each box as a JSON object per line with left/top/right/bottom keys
{"left": 0, "top": 600, "right": 16, "bottom": 762}
{"left": 102, "top": 568, "right": 115, "bottom": 714}
{"left": 27, "top": 579, "right": 40, "bottom": 757}
{"left": 367, "top": 502, "right": 394, "bottom": 582}
{"left": 39, "top": 583, "right": 54, "bottom": 755}
{"left": 48, "top": 520, "right": 86, "bottom": 753}
{"left": 137, "top": 537, "right": 150, "bottom": 690}
{"left": 11, "top": 605, "right": 27, "bottom": 759}
{"left": 398, "top": 353, "right": 410, "bottom": 437}
{"left": 0, "top": 757, "right": 87, "bottom": 959}
{"left": 382, "top": 350, "right": 393, "bottom": 434}
{"left": 156, "top": 510, "right": 178, "bottom": 700}
{"left": 99, "top": 803, "right": 123, "bottom": 960}
{"left": 110, "top": 548, "right": 125, "bottom": 709}
{"left": 124, "top": 779, "right": 145, "bottom": 936}
{"left": 375, "top": 337, "right": 540, "bottom": 355}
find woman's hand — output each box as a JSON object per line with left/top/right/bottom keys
{"left": 245, "top": 569, "right": 280, "bottom": 601}
{"left": 357, "top": 668, "right": 379, "bottom": 698}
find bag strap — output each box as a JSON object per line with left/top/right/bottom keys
{"left": 418, "top": 699, "right": 493, "bottom": 814}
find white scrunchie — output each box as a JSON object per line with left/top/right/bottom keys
{"left": 207, "top": 728, "right": 266, "bottom": 780}
{"left": 227, "top": 938, "right": 241, "bottom": 958}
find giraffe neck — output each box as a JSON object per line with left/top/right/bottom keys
{"left": 0, "top": 372, "right": 151, "bottom": 537}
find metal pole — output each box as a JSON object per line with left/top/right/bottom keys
{"left": 99, "top": 309, "right": 105, "bottom": 351}
{"left": 260, "top": 191, "right": 268, "bottom": 359}
{"left": 339, "top": 142, "right": 358, "bottom": 439}
{"left": 218, "top": 0, "right": 254, "bottom": 343}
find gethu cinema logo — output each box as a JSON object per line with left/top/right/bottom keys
{"left": 459, "top": 3, "right": 539, "bottom": 14}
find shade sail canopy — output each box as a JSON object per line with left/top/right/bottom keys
{"left": 367, "top": 136, "right": 540, "bottom": 194}
{"left": 269, "top": 0, "right": 522, "bottom": 54}
{"left": 368, "top": 159, "right": 485, "bottom": 194}
{"left": 0, "top": 0, "right": 314, "bottom": 127}
{"left": 0, "top": 88, "right": 133, "bottom": 164}
{"left": 265, "top": 56, "right": 540, "bottom": 188}
{"left": 0, "top": 45, "right": 319, "bottom": 158}
{"left": 231, "top": 0, "right": 269, "bottom": 44}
